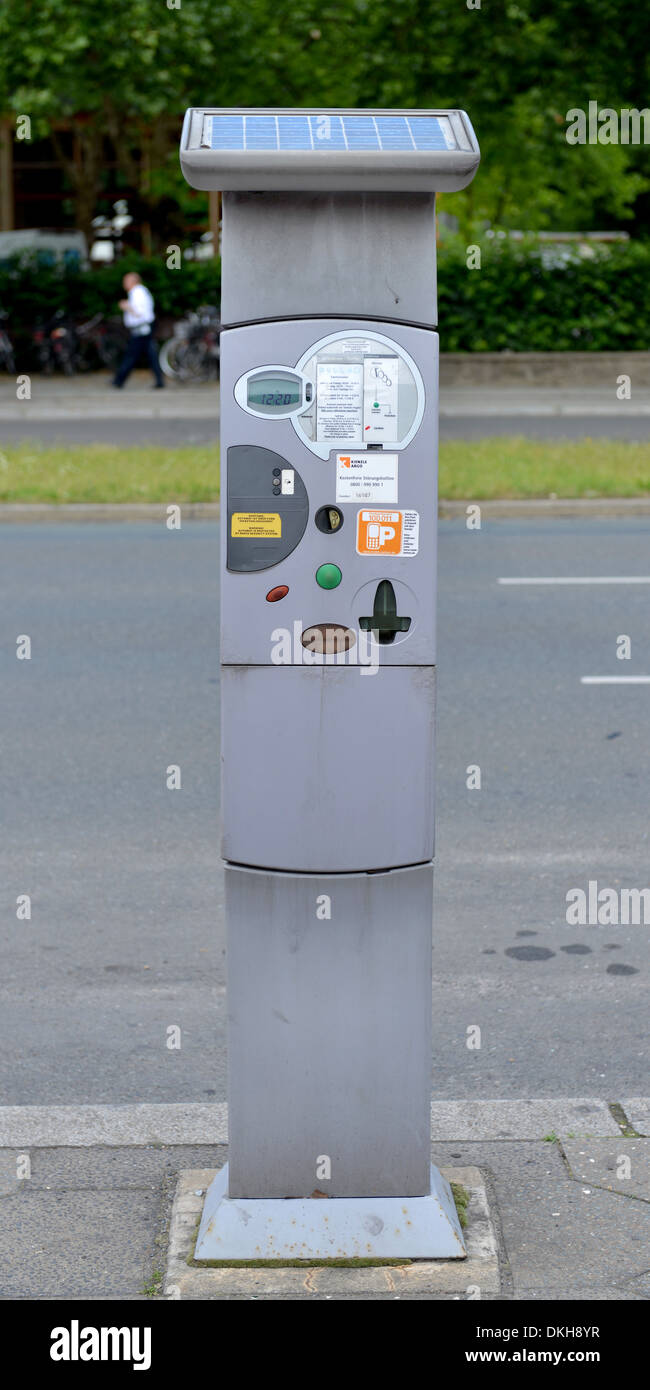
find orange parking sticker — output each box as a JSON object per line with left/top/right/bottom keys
{"left": 356, "top": 509, "right": 419, "bottom": 556}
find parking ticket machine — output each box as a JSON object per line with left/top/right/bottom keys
{"left": 180, "top": 109, "right": 480, "bottom": 1259}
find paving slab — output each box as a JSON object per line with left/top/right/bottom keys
{"left": 430, "top": 1139, "right": 650, "bottom": 1301}
{"left": 0, "top": 1188, "right": 160, "bottom": 1300}
{"left": 562, "top": 1139, "right": 650, "bottom": 1200}
{"left": 165, "top": 1167, "right": 498, "bottom": 1300}
{"left": 622, "top": 1098, "right": 650, "bottom": 1135}
{"left": 0, "top": 1144, "right": 228, "bottom": 1195}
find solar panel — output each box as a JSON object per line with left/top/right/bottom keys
{"left": 206, "top": 113, "right": 457, "bottom": 153}
{"left": 181, "top": 108, "right": 479, "bottom": 193}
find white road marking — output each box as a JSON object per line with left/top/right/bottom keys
{"left": 497, "top": 578, "right": 650, "bottom": 680}
{"left": 581, "top": 676, "right": 650, "bottom": 684}
{"left": 499, "top": 576, "right": 650, "bottom": 585}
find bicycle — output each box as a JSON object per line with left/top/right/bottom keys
{"left": 0, "top": 311, "right": 16, "bottom": 374}
{"left": 160, "top": 306, "right": 220, "bottom": 382}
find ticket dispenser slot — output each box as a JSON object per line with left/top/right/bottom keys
{"left": 359, "top": 579, "right": 411, "bottom": 645}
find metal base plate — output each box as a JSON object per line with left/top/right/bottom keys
{"left": 194, "top": 1164, "right": 466, "bottom": 1261}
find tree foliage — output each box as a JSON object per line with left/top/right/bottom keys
{"left": 1, "top": 0, "right": 649, "bottom": 238}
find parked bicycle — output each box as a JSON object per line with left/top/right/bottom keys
{"left": 76, "top": 312, "right": 129, "bottom": 372}
{"left": 0, "top": 311, "right": 16, "bottom": 374}
{"left": 160, "top": 305, "right": 220, "bottom": 382}
{"left": 32, "top": 309, "right": 79, "bottom": 375}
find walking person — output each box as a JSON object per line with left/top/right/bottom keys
{"left": 112, "top": 271, "right": 164, "bottom": 388}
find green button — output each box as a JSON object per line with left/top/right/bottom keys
{"left": 316, "top": 563, "right": 342, "bottom": 589}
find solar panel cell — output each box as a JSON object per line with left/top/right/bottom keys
{"left": 210, "top": 116, "right": 244, "bottom": 150}
{"left": 278, "top": 117, "right": 312, "bottom": 150}
{"left": 342, "top": 117, "right": 379, "bottom": 150}
{"left": 410, "top": 117, "right": 449, "bottom": 150}
{"left": 205, "top": 111, "right": 459, "bottom": 156}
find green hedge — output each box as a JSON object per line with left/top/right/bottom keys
{"left": 0, "top": 253, "right": 221, "bottom": 328}
{"left": 1, "top": 241, "right": 650, "bottom": 351}
{"left": 437, "top": 239, "right": 650, "bottom": 352}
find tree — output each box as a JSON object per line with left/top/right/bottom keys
{"left": 1, "top": 0, "right": 649, "bottom": 241}
{"left": 0, "top": 0, "right": 244, "bottom": 239}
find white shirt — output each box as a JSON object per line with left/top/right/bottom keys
{"left": 123, "top": 283, "right": 155, "bottom": 332}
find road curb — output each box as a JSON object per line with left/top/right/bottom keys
{"left": 0, "top": 1098, "right": 636, "bottom": 1147}
{"left": 0, "top": 502, "right": 220, "bottom": 522}
{"left": 439, "top": 497, "right": 650, "bottom": 518}
{"left": 1, "top": 498, "right": 649, "bottom": 522}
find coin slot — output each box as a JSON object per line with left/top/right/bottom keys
{"left": 315, "top": 505, "right": 344, "bottom": 534}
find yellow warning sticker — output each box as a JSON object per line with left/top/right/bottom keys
{"left": 231, "top": 512, "right": 281, "bottom": 538}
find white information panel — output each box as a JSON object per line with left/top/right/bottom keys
{"left": 316, "top": 362, "right": 363, "bottom": 443}
{"left": 363, "top": 356, "right": 399, "bottom": 443}
{"left": 335, "top": 452, "right": 399, "bottom": 504}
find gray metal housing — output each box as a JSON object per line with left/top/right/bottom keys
{"left": 221, "top": 192, "right": 437, "bottom": 328}
{"left": 226, "top": 863, "right": 434, "bottom": 1198}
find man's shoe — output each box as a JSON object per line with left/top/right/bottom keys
{"left": 152, "top": 382, "right": 165, "bottom": 389}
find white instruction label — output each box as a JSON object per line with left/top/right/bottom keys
{"left": 363, "top": 355, "right": 399, "bottom": 443}
{"left": 316, "top": 362, "right": 363, "bottom": 442}
{"left": 356, "top": 509, "right": 419, "bottom": 557}
{"left": 336, "top": 453, "right": 398, "bottom": 504}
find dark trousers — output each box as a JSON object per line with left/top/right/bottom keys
{"left": 113, "top": 330, "right": 164, "bottom": 387}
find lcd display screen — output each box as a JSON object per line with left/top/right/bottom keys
{"left": 247, "top": 376, "right": 301, "bottom": 411}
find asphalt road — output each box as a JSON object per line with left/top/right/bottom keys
{"left": 2, "top": 415, "right": 650, "bottom": 444}
{"left": 1, "top": 518, "right": 648, "bottom": 1104}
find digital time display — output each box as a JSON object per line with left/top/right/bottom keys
{"left": 247, "top": 376, "right": 301, "bottom": 411}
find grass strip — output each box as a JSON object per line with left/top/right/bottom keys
{"left": 1, "top": 437, "right": 649, "bottom": 503}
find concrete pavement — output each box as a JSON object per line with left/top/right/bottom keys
{"left": 1, "top": 371, "right": 650, "bottom": 441}
{"left": 1, "top": 1103, "right": 648, "bottom": 1299}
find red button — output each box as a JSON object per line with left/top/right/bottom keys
{"left": 266, "top": 585, "right": 289, "bottom": 602}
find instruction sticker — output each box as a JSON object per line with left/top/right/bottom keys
{"left": 363, "top": 355, "right": 399, "bottom": 443}
{"left": 231, "top": 512, "right": 281, "bottom": 538}
{"left": 356, "top": 509, "right": 419, "bottom": 557}
{"left": 316, "top": 362, "right": 363, "bottom": 442}
{"left": 336, "top": 453, "right": 398, "bottom": 504}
